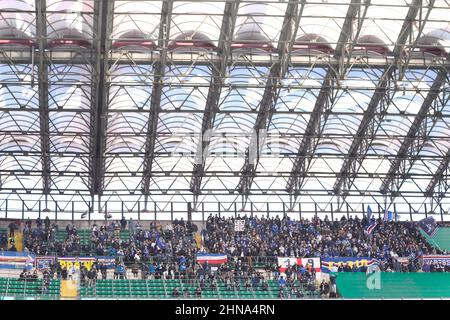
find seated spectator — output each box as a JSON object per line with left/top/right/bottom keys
{"left": 31, "top": 270, "right": 38, "bottom": 281}
{"left": 172, "top": 287, "right": 180, "bottom": 297}
{"left": 195, "top": 286, "right": 202, "bottom": 298}
{"left": 262, "top": 280, "right": 269, "bottom": 291}
{"left": 19, "top": 269, "right": 27, "bottom": 281}
{"left": 8, "top": 241, "right": 17, "bottom": 252}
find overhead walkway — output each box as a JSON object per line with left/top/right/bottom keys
{"left": 336, "top": 272, "right": 450, "bottom": 299}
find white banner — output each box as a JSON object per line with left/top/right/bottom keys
{"left": 234, "top": 220, "right": 245, "bottom": 232}
{"left": 277, "top": 257, "right": 321, "bottom": 272}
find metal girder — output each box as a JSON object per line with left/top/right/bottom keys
{"left": 425, "top": 109, "right": 450, "bottom": 211}
{"left": 380, "top": 61, "right": 449, "bottom": 195}
{"left": 286, "top": 0, "right": 362, "bottom": 199}
{"left": 0, "top": 170, "right": 443, "bottom": 179}
{"left": 35, "top": 0, "right": 50, "bottom": 197}
{"left": 332, "top": 0, "right": 428, "bottom": 199}
{"left": 339, "top": 0, "right": 370, "bottom": 79}
{"left": 0, "top": 187, "right": 438, "bottom": 198}
{"left": 142, "top": 0, "right": 173, "bottom": 206}
{"left": 90, "top": 0, "right": 114, "bottom": 199}
{"left": 426, "top": 147, "right": 450, "bottom": 211}
{"left": 0, "top": 50, "right": 447, "bottom": 69}
{"left": 189, "top": 0, "right": 240, "bottom": 204}
{"left": 237, "top": 0, "right": 303, "bottom": 202}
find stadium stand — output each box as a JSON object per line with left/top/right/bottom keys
{"left": 0, "top": 216, "right": 449, "bottom": 300}
{"left": 2, "top": 0, "right": 450, "bottom": 303}
{"left": 335, "top": 272, "right": 450, "bottom": 299}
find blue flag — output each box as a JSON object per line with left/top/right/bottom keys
{"left": 417, "top": 217, "right": 438, "bottom": 237}
{"left": 383, "top": 209, "right": 393, "bottom": 222}
{"left": 156, "top": 237, "right": 166, "bottom": 249}
{"left": 367, "top": 205, "right": 373, "bottom": 220}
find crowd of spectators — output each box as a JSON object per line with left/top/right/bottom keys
{"left": 2, "top": 213, "right": 448, "bottom": 299}
{"left": 202, "top": 215, "right": 443, "bottom": 259}
{"left": 1, "top": 214, "right": 448, "bottom": 286}
{"left": 19, "top": 269, "right": 39, "bottom": 281}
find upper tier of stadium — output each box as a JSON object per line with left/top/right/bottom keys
{"left": 1, "top": 0, "right": 450, "bottom": 221}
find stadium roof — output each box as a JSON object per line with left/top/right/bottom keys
{"left": 0, "top": 0, "right": 450, "bottom": 219}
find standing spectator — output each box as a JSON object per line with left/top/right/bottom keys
{"left": 8, "top": 221, "right": 17, "bottom": 238}
{"left": 44, "top": 216, "right": 50, "bottom": 231}
{"left": 120, "top": 216, "right": 127, "bottom": 231}
{"left": 278, "top": 276, "right": 286, "bottom": 288}
{"left": 61, "top": 267, "right": 68, "bottom": 280}
{"left": 87, "top": 267, "right": 97, "bottom": 288}
{"left": 36, "top": 217, "right": 43, "bottom": 229}
{"left": 131, "top": 263, "right": 139, "bottom": 278}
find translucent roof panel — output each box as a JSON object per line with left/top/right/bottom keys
{"left": 233, "top": 0, "right": 287, "bottom": 49}
{"left": 370, "top": 69, "right": 437, "bottom": 155}
{"left": 418, "top": 0, "right": 450, "bottom": 54}
{"left": 46, "top": 0, "right": 95, "bottom": 41}
{"left": 112, "top": 1, "right": 162, "bottom": 43}
{"left": 0, "top": 0, "right": 36, "bottom": 39}
{"left": 1, "top": 0, "right": 450, "bottom": 218}
{"left": 354, "top": 0, "right": 412, "bottom": 52}
{"left": 297, "top": 0, "right": 349, "bottom": 50}
{"left": 170, "top": 1, "right": 225, "bottom": 47}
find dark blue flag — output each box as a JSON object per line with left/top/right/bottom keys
{"left": 417, "top": 217, "right": 438, "bottom": 237}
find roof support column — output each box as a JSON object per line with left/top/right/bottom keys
{"left": 142, "top": 0, "right": 173, "bottom": 208}
{"left": 332, "top": 0, "right": 429, "bottom": 209}
{"left": 90, "top": 0, "right": 114, "bottom": 212}
{"left": 35, "top": 0, "right": 50, "bottom": 201}
{"left": 286, "top": 0, "right": 362, "bottom": 208}
{"left": 189, "top": 1, "right": 240, "bottom": 207}
{"left": 380, "top": 61, "right": 448, "bottom": 196}
{"left": 237, "top": 0, "right": 304, "bottom": 205}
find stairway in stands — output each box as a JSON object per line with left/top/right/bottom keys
{"left": 60, "top": 278, "right": 79, "bottom": 300}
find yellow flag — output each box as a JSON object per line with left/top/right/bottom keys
{"left": 7, "top": 231, "right": 23, "bottom": 252}
{"left": 195, "top": 233, "right": 202, "bottom": 249}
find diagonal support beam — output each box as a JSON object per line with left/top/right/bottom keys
{"left": 426, "top": 149, "right": 450, "bottom": 210}
{"left": 286, "top": 0, "right": 362, "bottom": 199}
{"left": 333, "top": 0, "right": 427, "bottom": 199}
{"left": 91, "top": 0, "right": 114, "bottom": 199}
{"left": 380, "top": 58, "right": 449, "bottom": 195}
{"left": 425, "top": 108, "right": 450, "bottom": 212}
{"left": 237, "top": 0, "right": 303, "bottom": 202}
{"left": 36, "top": 0, "right": 50, "bottom": 196}
{"left": 189, "top": 1, "right": 240, "bottom": 204}
{"left": 142, "top": 0, "right": 173, "bottom": 205}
